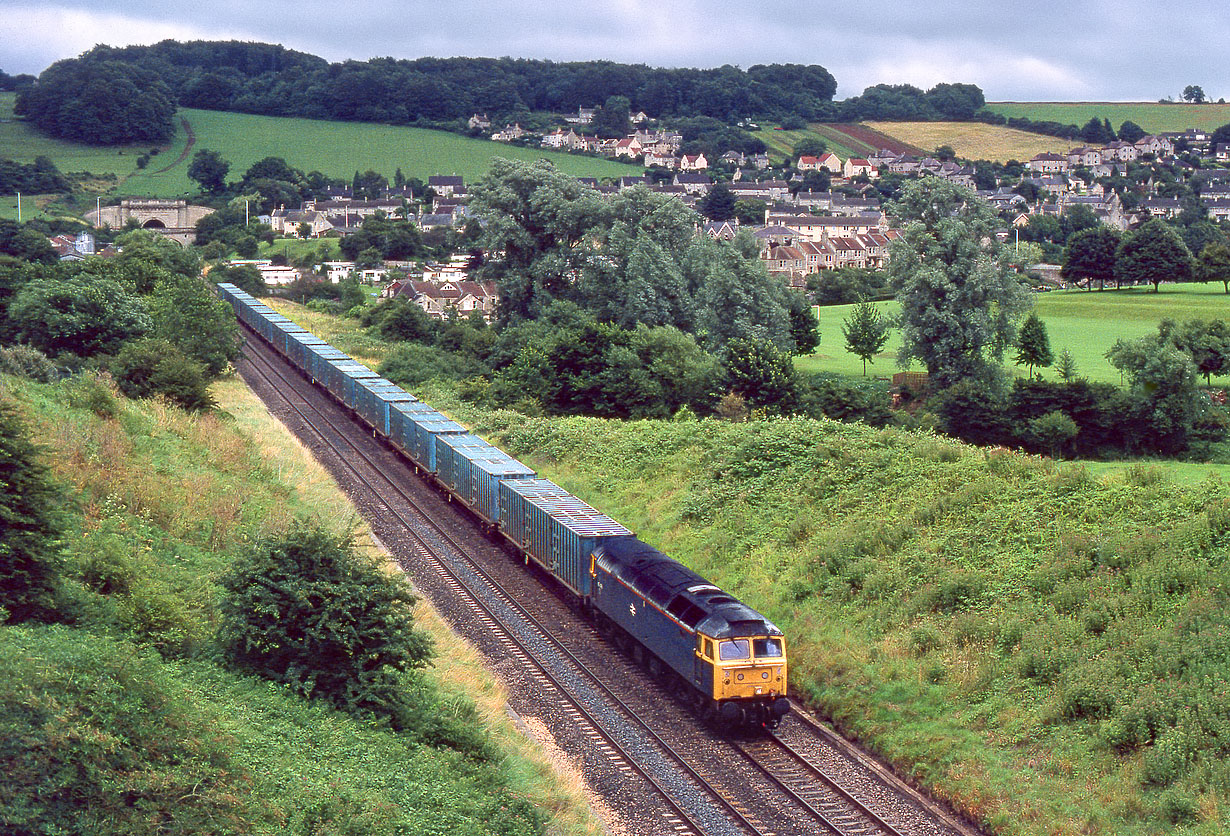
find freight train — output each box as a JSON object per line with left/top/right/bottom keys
{"left": 216, "top": 282, "right": 790, "bottom": 729}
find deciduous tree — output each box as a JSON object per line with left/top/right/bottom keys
{"left": 187, "top": 149, "right": 229, "bottom": 194}
{"left": 888, "top": 178, "right": 1032, "bottom": 388}
{"left": 1062, "top": 227, "right": 1121, "bottom": 290}
{"left": 1015, "top": 312, "right": 1054, "bottom": 379}
{"left": 841, "top": 299, "right": 890, "bottom": 376}
{"left": 1115, "top": 219, "right": 1194, "bottom": 292}
{"left": 1196, "top": 241, "right": 1230, "bottom": 293}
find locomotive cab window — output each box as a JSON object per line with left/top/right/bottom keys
{"left": 718, "top": 639, "right": 751, "bottom": 661}
{"left": 754, "top": 638, "right": 783, "bottom": 658}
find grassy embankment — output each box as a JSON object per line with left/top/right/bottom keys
{"left": 0, "top": 371, "right": 605, "bottom": 836}
{"left": 0, "top": 92, "right": 636, "bottom": 219}
{"left": 270, "top": 294, "right": 1230, "bottom": 834}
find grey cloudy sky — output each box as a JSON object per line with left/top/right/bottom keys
{"left": 0, "top": 0, "right": 1224, "bottom": 102}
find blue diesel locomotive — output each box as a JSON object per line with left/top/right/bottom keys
{"left": 217, "top": 282, "right": 790, "bottom": 729}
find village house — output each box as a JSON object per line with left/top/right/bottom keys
{"left": 679, "top": 153, "right": 709, "bottom": 171}
{"left": 1027, "top": 152, "right": 1069, "bottom": 174}
{"left": 564, "top": 106, "right": 596, "bottom": 125}
{"left": 672, "top": 171, "right": 712, "bottom": 195}
{"left": 491, "top": 123, "right": 525, "bottom": 142}
{"left": 842, "top": 157, "right": 877, "bottom": 179}
{"left": 394, "top": 280, "right": 499, "bottom": 320}
{"left": 467, "top": 113, "right": 491, "bottom": 131}
{"left": 427, "top": 176, "right": 464, "bottom": 197}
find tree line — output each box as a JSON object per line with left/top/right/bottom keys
{"left": 14, "top": 41, "right": 991, "bottom": 146}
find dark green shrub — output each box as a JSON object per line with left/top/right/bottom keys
{"left": 111, "top": 338, "right": 216, "bottom": 411}
{"left": 0, "top": 401, "right": 66, "bottom": 623}
{"left": 219, "top": 524, "right": 433, "bottom": 727}
{"left": 1160, "top": 789, "right": 1200, "bottom": 825}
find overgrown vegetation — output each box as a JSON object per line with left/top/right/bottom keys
{"left": 431, "top": 404, "right": 1230, "bottom": 836}
{"left": 0, "top": 371, "right": 558, "bottom": 835}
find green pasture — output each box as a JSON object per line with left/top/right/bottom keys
{"left": 802, "top": 284, "right": 1230, "bottom": 385}
{"left": 985, "top": 101, "right": 1230, "bottom": 133}
{"left": 259, "top": 237, "right": 343, "bottom": 261}
{"left": 1, "top": 93, "right": 637, "bottom": 200}
{"left": 118, "top": 108, "right": 636, "bottom": 197}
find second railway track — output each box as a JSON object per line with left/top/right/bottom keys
{"left": 236, "top": 324, "right": 986, "bottom": 836}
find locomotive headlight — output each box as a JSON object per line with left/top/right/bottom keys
{"left": 737, "top": 673, "right": 744, "bottom": 681}
{"left": 762, "top": 671, "right": 769, "bottom": 680}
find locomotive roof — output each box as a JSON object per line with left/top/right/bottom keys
{"left": 595, "top": 537, "right": 782, "bottom": 639}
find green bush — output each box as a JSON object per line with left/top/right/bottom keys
{"left": 111, "top": 338, "right": 216, "bottom": 412}
{"left": 219, "top": 524, "right": 434, "bottom": 727}
{"left": 64, "top": 373, "right": 120, "bottom": 418}
{"left": 0, "top": 343, "right": 62, "bottom": 382}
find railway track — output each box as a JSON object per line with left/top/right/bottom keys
{"left": 236, "top": 325, "right": 984, "bottom": 836}
{"left": 238, "top": 334, "right": 771, "bottom": 836}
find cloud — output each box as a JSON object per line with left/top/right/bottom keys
{"left": 0, "top": 5, "right": 258, "bottom": 73}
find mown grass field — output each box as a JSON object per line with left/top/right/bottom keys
{"left": 801, "top": 284, "right": 1230, "bottom": 385}
{"left": 121, "top": 108, "right": 636, "bottom": 196}
{"left": 865, "top": 120, "right": 1069, "bottom": 163}
{"left": 985, "top": 101, "right": 1230, "bottom": 133}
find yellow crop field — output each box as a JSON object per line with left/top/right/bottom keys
{"left": 864, "top": 121, "right": 1072, "bottom": 163}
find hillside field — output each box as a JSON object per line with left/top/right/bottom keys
{"left": 985, "top": 101, "right": 1230, "bottom": 133}
{"left": 802, "top": 283, "right": 1230, "bottom": 384}
{"left": 0, "top": 93, "right": 636, "bottom": 206}
{"left": 865, "top": 121, "right": 1068, "bottom": 163}
{"left": 757, "top": 124, "right": 866, "bottom": 163}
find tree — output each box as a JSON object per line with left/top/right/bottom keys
{"left": 187, "top": 149, "right": 229, "bottom": 194}
{"left": 14, "top": 57, "right": 176, "bottom": 145}
{"left": 1197, "top": 241, "right": 1230, "bottom": 293}
{"left": 841, "top": 299, "right": 890, "bottom": 376}
{"left": 722, "top": 337, "right": 798, "bottom": 414}
{"left": 1062, "top": 227, "right": 1121, "bottom": 290}
{"left": 1182, "top": 85, "right": 1207, "bottom": 104}
{"left": 1115, "top": 219, "right": 1194, "bottom": 292}
{"left": 591, "top": 95, "right": 632, "bottom": 139}
{"left": 471, "top": 158, "right": 606, "bottom": 325}
{"left": 1117, "top": 120, "right": 1146, "bottom": 143}
{"left": 148, "top": 274, "right": 240, "bottom": 376}
{"left": 1163, "top": 318, "right": 1230, "bottom": 385}
{"left": 1029, "top": 411, "right": 1079, "bottom": 458}
{"left": 1056, "top": 348, "right": 1078, "bottom": 381}
{"left": 1107, "top": 336, "right": 1203, "bottom": 454}
{"left": 699, "top": 181, "right": 737, "bottom": 221}
{"left": 212, "top": 263, "right": 265, "bottom": 296}
{"left": 786, "top": 291, "right": 821, "bottom": 355}
{"left": 0, "top": 400, "right": 65, "bottom": 623}
{"left": 792, "top": 136, "right": 826, "bottom": 160}
{"left": 219, "top": 524, "right": 432, "bottom": 723}
{"left": 888, "top": 178, "right": 1032, "bottom": 388}
{"left": 1014, "top": 312, "right": 1054, "bottom": 379}
{"left": 7, "top": 274, "right": 150, "bottom": 357}
{"left": 0, "top": 219, "right": 56, "bottom": 264}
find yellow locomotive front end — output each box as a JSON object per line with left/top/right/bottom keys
{"left": 708, "top": 635, "right": 789, "bottom": 727}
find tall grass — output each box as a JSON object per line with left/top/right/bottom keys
{"left": 0, "top": 371, "right": 604, "bottom": 835}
